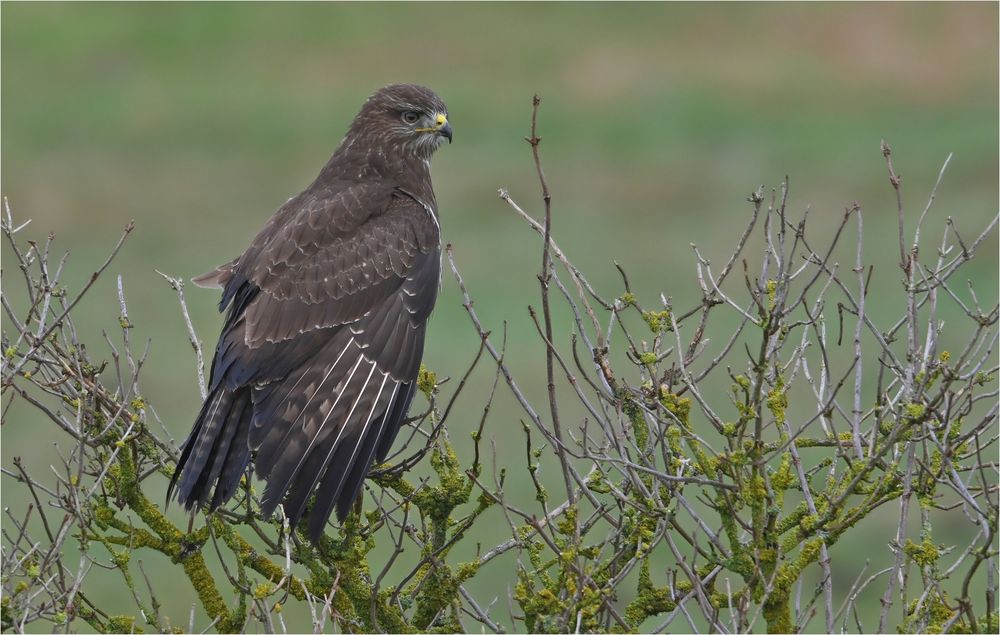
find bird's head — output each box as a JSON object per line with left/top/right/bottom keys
{"left": 347, "top": 84, "right": 452, "bottom": 160}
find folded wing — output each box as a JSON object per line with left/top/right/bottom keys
{"left": 170, "top": 184, "right": 440, "bottom": 540}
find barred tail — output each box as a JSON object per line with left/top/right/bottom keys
{"left": 168, "top": 386, "right": 253, "bottom": 511}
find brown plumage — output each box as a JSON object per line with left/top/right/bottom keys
{"left": 168, "top": 84, "right": 452, "bottom": 542}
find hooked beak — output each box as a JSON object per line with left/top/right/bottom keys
{"left": 419, "top": 112, "right": 452, "bottom": 143}
{"left": 438, "top": 121, "right": 453, "bottom": 143}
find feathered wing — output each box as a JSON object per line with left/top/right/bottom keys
{"left": 169, "top": 183, "right": 440, "bottom": 541}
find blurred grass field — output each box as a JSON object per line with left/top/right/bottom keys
{"left": 3, "top": 3, "right": 997, "bottom": 631}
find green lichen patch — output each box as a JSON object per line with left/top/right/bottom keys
{"left": 641, "top": 309, "right": 672, "bottom": 334}
{"left": 107, "top": 615, "right": 141, "bottom": 633}
{"left": 903, "top": 538, "right": 940, "bottom": 567}
{"left": 416, "top": 364, "right": 438, "bottom": 397}
{"left": 766, "top": 375, "right": 788, "bottom": 425}
{"left": 901, "top": 590, "right": 966, "bottom": 634}
{"left": 659, "top": 389, "right": 691, "bottom": 427}
{"left": 765, "top": 279, "right": 778, "bottom": 310}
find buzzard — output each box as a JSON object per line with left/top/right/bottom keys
{"left": 168, "top": 84, "right": 452, "bottom": 542}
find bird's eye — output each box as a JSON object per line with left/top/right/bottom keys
{"left": 401, "top": 111, "right": 421, "bottom": 124}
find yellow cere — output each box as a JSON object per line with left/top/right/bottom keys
{"left": 416, "top": 114, "right": 448, "bottom": 134}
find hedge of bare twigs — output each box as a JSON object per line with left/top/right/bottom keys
{"left": 2, "top": 100, "right": 997, "bottom": 634}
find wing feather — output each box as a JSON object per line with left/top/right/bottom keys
{"left": 293, "top": 371, "right": 395, "bottom": 532}
{"left": 375, "top": 382, "right": 416, "bottom": 464}
{"left": 174, "top": 179, "right": 441, "bottom": 542}
{"left": 277, "top": 357, "right": 378, "bottom": 526}
{"left": 308, "top": 377, "right": 397, "bottom": 540}
{"left": 254, "top": 335, "right": 359, "bottom": 491}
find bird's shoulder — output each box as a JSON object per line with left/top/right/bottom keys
{"left": 217, "top": 178, "right": 441, "bottom": 347}
{"left": 238, "top": 178, "right": 435, "bottom": 277}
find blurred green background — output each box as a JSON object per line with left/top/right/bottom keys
{"left": 3, "top": 2, "right": 997, "bottom": 632}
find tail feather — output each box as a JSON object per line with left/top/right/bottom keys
{"left": 200, "top": 390, "right": 252, "bottom": 509}
{"left": 191, "top": 390, "right": 245, "bottom": 508}
{"left": 210, "top": 402, "right": 254, "bottom": 510}
{"left": 169, "top": 389, "right": 230, "bottom": 507}
{"left": 168, "top": 386, "right": 252, "bottom": 511}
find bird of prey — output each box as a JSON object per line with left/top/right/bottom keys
{"left": 168, "top": 84, "right": 452, "bottom": 542}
